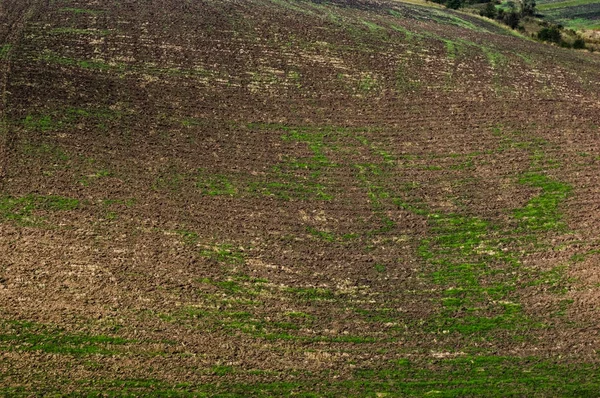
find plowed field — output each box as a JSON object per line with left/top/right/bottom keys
{"left": 1, "top": 0, "right": 600, "bottom": 395}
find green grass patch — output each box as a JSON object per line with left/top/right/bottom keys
{"left": 193, "top": 123, "right": 353, "bottom": 201}
{"left": 210, "top": 365, "right": 235, "bottom": 376}
{"left": 22, "top": 114, "right": 54, "bottom": 131}
{"left": 20, "top": 107, "right": 127, "bottom": 132}
{"left": 538, "top": 0, "right": 599, "bottom": 11}
{"left": 527, "top": 265, "right": 567, "bottom": 288}
{"left": 152, "top": 167, "right": 185, "bottom": 192}
{"left": 374, "top": 263, "right": 386, "bottom": 273}
{"left": 196, "top": 169, "right": 237, "bottom": 196}
{"left": 0, "top": 44, "right": 12, "bottom": 59}
{"left": 306, "top": 226, "right": 336, "bottom": 242}
{"left": 176, "top": 230, "right": 199, "bottom": 246}
{"left": 31, "top": 355, "right": 600, "bottom": 396}
{"left": 482, "top": 46, "right": 506, "bottom": 68}
{"left": 163, "top": 303, "right": 304, "bottom": 342}
{"left": 0, "top": 320, "right": 129, "bottom": 355}
{"left": 514, "top": 173, "right": 572, "bottom": 231}
{"left": 560, "top": 17, "right": 600, "bottom": 31}
{"left": 355, "top": 163, "right": 396, "bottom": 235}
{"left": 0, "top": 195, "right": 79, "bottom": 225}
{"left": 389, "top": 23, "right": 414, "bottom": 41}
{"left": 22, "top": 141, "right": 69, "bottom": 162}
{"left": 199, "top": 244, "right": 245, "bottom": 264}
{"left": 444, "top": 39, "right": 459, "bottom": 60}
{"left": 248, "top": 124, "right": 342, "bottom": 201}
{"left": 362, "top": 20, "right": 386, "bottom": 35}
{"left": 347, "top": 356, "right": 600, "bottom": 397}
{"left": 571, "top": 248, "right": 600, "bottom": 263}
{"left": 358, "top": 73, "right": 379, "bottom": 93}
{"left": 39, "top": 51, "right": 114, "bottom": 71}
{"left": 360, "top": 128, "right": 571, "bottom": 335}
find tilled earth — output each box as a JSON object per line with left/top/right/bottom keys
{"left": 1, "top": 0, "right": 600, "bottom": 396}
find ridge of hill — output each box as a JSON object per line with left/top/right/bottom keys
{"left": 0, "top": 0, "right": 600, "bottom": 395}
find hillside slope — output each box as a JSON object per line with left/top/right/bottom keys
{"left": 1, "top": 0, "right": 600, "bottom": 395}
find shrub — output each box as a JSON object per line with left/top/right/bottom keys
{"left": 446, "top": 0, "right": 462, "bottom": 9}
{"left": 504, "top": 11, "right": 520, "bottom": 29}
{"left": 521, "top": 0, "right": 536, "bottom": 17}
{"left": 480, "top": 2, "right": 497, "bottom": 18}
{"left": 573, "top": 38, "right": 586, "bottom": 49}
{"left": 538, "top": 26, "right": 561, "bottom": 43}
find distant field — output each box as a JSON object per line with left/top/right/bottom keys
{"left": 537, "top": 0, "right": 600, "bottom": 30}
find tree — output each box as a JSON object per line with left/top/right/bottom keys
{"left": 521, "top": 0, "right": 536, "bottom": 17}
{"left": 497, "top": 8, "right": 505, "bottom": 21}
{"left": 504, "top": 11, "right": 520, "bottom": 29}
{"left": 573, "top": 37, "right": 586, "bottom": 49}
{"left": 446, "top": 0, "right": 462, "bottom": 9}
{"left": 538, "top": 26, "right": 561, "bottom": 43}
{"left": 480, "top": 2, "right": 497, "bottom": 18}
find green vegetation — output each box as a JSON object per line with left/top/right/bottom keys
{"left": 0, "top": 195, "right": 79, "bottom": 225}
{"left": 196, "top": 169, "right": 237, "bottom": 196}
{"left": 355, "top": 163, "right": 396, "bottom": 234}
{"left": 538, "top": 25, "right": 562, "bottom": 43}
{"left": 39, "top": 51, "right": 114, "bottom": 71}
{"left": 571, "top": 248, "right": 600, "bottom": 263}
{"left": 176, "top": 229, "right": 199, "bottom": 245}
{"left": 560, "top": 18, "right": 600, "bottom": 31}
{"left": 306, "top": 226, "right": 335, "bottom": 242}
{"left": 164, "top": 276, "right": 302, "bottom": 341}
{"left": 8, "top": 355, "right": 600, "bottom": 395}
{"left": 481, "top": 45, "right": 506, "bottom": 68}
{"left": 22, "top": 114, "right": 54, "bottom": 131}
{"left": 246, "top": 124, "right": 340, "bottom": 201}
{"left": 348, "top": 128, "right": 573, "bottom": 336}
{"left": 152, "top": 166, "right": 185, "bottom": 192}
{"left": 389, "top": 23, "right": 414, "bottom": 41}
{"left": 0, "top": 320, "right": 129, "bottom": 355}
{"left": 159, "top": 273, "right": 377, "bottom": 343}
{"left": 358, "top": 73, "right": 379, "bottom": 93}
{"left": 4, "top": 0, "right": 600, "bottom": 395}
{"left": 199, "top": 244, "right": 245, "bottom": 264}
{"left": 0, "top": 44, "right": 11, "bottom": 59}
{"left": 163, "top": 122, "right": 573, "bottom": 341}
{"left": 444, "top": 39, "right": 459, "bottom": 60}
{"left": 538, "top": 0, "right": 599, "bottom": 11}
{"left": 514, "top": 173, "right": 571, "bottom": 231}
{"left": 21, "top": 141, "right": 69, "bottom": 162}
{"left": 307, "top": 226, "right": 358, "bottom": 242}
{"left": 79, "top": 169, "right": 114, "bottom": 186}
{"left": 286, "top": 286, "right": 335, "bottom": 301}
